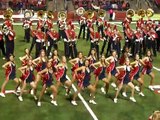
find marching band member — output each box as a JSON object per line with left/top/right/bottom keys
{"left": 88, "top": 28, "right": 100, "bottom": 60}
{"left": 122, "top": 16, "right": 131, "bottom": 32}
{"left": 29, "top": 28, "right": 46, "bottom": 58}
{"left": 67, "top": 28, "right": 78, "bottom": 59}
{"left": 3, "top": 26, "right": 16, "bottom": 60}
{"left": 96, "top": 9, "right": 105, "bottom": 38}
{"left": 105, "top": 24, "right": 114, "bottom": 57}
{"left": 92, "top": 55, "right": 109, "bottom": 94}
{"left": 78, "top": 16, "right": 86, "bottom": 39}
{"left": 71, "top": 59, "right": 97, "bottom": 106}
{"left": 22, "top": 10, "right": 33, "bottom": 43}
{"left": 3, "top": 8, "right": 14, "bottom": 31}
{"left": 76, "top": 7, "right": 86, "bottom": 39}
{"left": 100, "top": 21, "right": 108, "bottom": 55}
{"left": 0, "top": 27, "right": 6, "bottom": 58}
{"left": 0, "top": 54, "right": 20, "bottom": 97}
{"left": 37, "top": 10, "right": 45, "bottom": 32}
{"left": 37, "top": 61, "right": 58, "bottom": 107}
{"left": 43, "top": 11, "right": 53, "bottom": 32}
{"left": 18, "top": 59, "right": 37, "bottom": 102}
{"left": 112, "top": 25, "right": 122, "bottom": 58}
{"left": 133, "top": 28, "right": 143, "bottom": 57}
{"left": 57, "top": 12, "right": 67, "bottom": 39}
{"left": 136, "top": 18, "right": 144, "bottom": 30}
{"left": 141, "top": 50, "right": 155, "bottom": 91}
{"left": 124, "top": 26, "right": 134, "bottom": 50}
{"left": 86, "top": 11, "right": 94, "bottom": 41}
{"left": 19, "top": 48, "right": 32, "bottom": 66}
{"left": 46, "top": 29, "right": 59, "bottom": 56}
{"left": 141, "top": 25, "right": 149, "bottom": 55}
{"left": 113, "top": 58, "right": 136, "bottom": 103}
{"left": 147, "top": 28, "right": 158, "bottom": 57}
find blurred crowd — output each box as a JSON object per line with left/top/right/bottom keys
{"left": 0, "top": 0, "right": 47, "bottom": 11}
{"left": 72, "top": 0, "right": 130, "bottom": 10}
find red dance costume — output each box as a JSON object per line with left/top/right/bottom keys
{"left": 5, "top": 62, "right": 16, "bottom": 80}
{"left": 20, "top": 67, "right": 35, "bottom": 83}
{"left": 129, "top": 64, "right": 140, "bottom": 80}
{"left": 106, "top": 58, "right": 116, "bottom": 73}
{"left": 141, "top": 59, "right": 153, "bottom": 75}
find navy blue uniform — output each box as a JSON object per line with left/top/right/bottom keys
{"left": 43, "top": 71, "right": 53, "bottom": 87}
{"left": 60, "top": 66, "right": 68, "bottom": 83}
{"left": 98, "top": 67, "right": 106, "bottom": 80}
{"left": 83, "top": 68, "right": 91, "bottom": 87}
{"left": 123, "top": 66, "right": 131, "bottom": 84}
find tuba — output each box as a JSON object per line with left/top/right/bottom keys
{"left": 87, "top": 10, "right": 95, "bottom": 19}
{"left": 137, "top": 9, "right": 146, "bottom": 18}
{"left": 58, "top": 11, "right": 67, "bottom": 21}
{"left": 98, "top": 9, "right": 106, "bottom": 18}
{"left": 126, "top": 9, "right": 135, "bottom": 18}
{"left": 37, "top": 10, "right": 45, "bottom": 19}
{"left": 3, "top": 8, "right": 13, "bottom": 20}
{"left": 146, "top": 8, "right": 154, "bottom": 18}
{"left": 47, "top": 11, "right": 54, "bottom": 19}
{"left": 24, "top": 10, "right": 33, "bottom": 19}
{"left": 76, "top": 7, "right": 85, "bottom": 16}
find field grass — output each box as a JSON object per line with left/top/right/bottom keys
{"left": 0, "top": 25, "right": 160, "bottom": 120}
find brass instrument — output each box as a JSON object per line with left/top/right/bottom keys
{"left": 76, "top": 7, "right": 85, "bottom": 16}
{"left": 37, "top": 10, "right": 45, "bottom": 19}
{"left": 87, "top": 10, "right": 95, "bottom": 19}
{"left": 24, "top": 10, "right": 33, "bottom": 19}
{"left": 47, "top": 11, "right": 54, "bottom": 19}
{"left": 58, "top": 11, "right": 67, "bottom": 21}
{"left": 3, "top": 8, "right": 13, "bottom": 20}
{"left": 126, "top": 9, "right": 135, "bottom": 18}
{"left": 146, "top": 8, "right": 154, "bottom": 18}
{"left": 137, "top": 9, "right": 146, "bottom": 18}
{"left": 98, "top": 9, "right": 106, "bottom": 18}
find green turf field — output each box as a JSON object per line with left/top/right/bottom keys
{"left": 0, "top": 25, "right": 160, "bottom": 120}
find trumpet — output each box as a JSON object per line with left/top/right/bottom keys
{"left": 126, "top": 9, "right": 135, "bottom": 18}
{"left": 58, "top": 11, "right": 67, "bottom": 21}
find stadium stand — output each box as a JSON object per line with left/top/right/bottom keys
{"left": 0, "top": 0, "right": 47, "bottom": 10}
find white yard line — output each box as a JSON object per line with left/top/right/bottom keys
{"left": 66, "top": 75, "right": 98, "bottom": 120}
{"left": 153, "top": 66, "right": 160, "bottom": 71}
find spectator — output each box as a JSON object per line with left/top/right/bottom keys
{"left": 109, "top": 8, "right": 113, "bottom": 21}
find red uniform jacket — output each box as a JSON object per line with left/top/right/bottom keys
{"left": 23, "top": 19, "right": 32, "bottom": 29}
{"left": 47, "top": 30, "right": 59, "bottom": 41}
